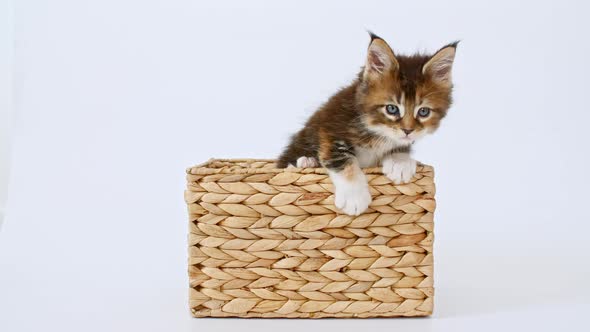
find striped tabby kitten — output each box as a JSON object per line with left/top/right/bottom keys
{"left": 277, "top": 33, "right": 457, "bottom": 216}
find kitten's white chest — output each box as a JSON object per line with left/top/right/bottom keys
{"left": 355, "top": 142, "right": 400, "bottom": 168}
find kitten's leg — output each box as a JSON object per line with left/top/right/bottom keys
{"left": 296, "top": 156, "right": 319, "bottom": 168}
{"left": 382, "top": 152, "right": 417, "bottom": 184}
{"left": 320, "top": 139, "right": 371, "bottom": 216}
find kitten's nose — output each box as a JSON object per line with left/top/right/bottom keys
{"left": 402, "top": 129, "right": 414, "bottom": 135}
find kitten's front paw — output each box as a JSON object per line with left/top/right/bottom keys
{"left": 334, "top": 182, "right": 372, "bottom": 216}
{"left": 382, "top": 155, "right": 417, "bottom": 184}
{"left": 296, "top": 156, "right": 319, "bottom": 168}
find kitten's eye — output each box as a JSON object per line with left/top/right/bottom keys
{"left": 417, "top": 107, "right": 431, "bottom": 118}
{"left": 385, "top": 104, "right": 400, "bottom": 116}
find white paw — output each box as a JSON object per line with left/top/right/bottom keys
{"left": 296, "top": 156, "right": 319, "bottom": 168}
{"left": 382, "top": 155, "right": 417, "bottom": 184}
{"left": 334, "top": 181, "right": 372, "bottom": 216}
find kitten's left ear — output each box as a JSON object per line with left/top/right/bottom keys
{"left": 423, "top": 42, "right": 458, "bottom": 86}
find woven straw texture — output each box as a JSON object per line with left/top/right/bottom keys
{"left": 186, "top": 159, "right": 436, "bottom": 318}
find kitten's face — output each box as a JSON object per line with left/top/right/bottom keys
{"left": 358, "top": 36, "right": 456, "bottom": 145}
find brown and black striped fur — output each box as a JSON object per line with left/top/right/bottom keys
{"left": 277, "top": 34, "right": 457, "bottom": 170}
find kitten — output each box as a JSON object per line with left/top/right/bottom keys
{"left": 277, "top": 33, "right": 457, "bottom": 216}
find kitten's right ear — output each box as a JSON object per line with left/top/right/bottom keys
{"left": 363, "top": 33, "right": 398, "bottom": 80}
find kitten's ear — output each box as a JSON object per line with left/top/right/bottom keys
{"left": 363, "top": 33, "right": 398, "bottom": 80}
{"left": 423, "top": 42, "right": 458, "bottom": 86}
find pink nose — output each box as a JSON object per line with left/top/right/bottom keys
{"left": 402, "top": 129, "right": 414, "bottom": 135}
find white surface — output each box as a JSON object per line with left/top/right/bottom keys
{"left": 0, "top": 0, "right": 14, "bottom": 227}
{"left": 1, "top": 0, "right": 590, "bottom": 331}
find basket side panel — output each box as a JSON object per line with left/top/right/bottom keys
{"left": 186, "top": 164, "right": 435, "bottom": 318}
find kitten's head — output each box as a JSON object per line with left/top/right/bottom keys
{"left": 357, "top": 33, "right": 457, "bottom": 145}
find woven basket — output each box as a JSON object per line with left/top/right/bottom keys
{"left": 186, "top": 159, "right": 436, "bottom": 318}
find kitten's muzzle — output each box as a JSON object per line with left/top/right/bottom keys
{"left": 402, "top": 129, "right": 414, "bottom": 135}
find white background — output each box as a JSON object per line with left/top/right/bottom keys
{"left": 0, "top": 0, "right": 14, "bottom": 225}
{"left": 1, "top": 0, "right": 590, "bottom": 331}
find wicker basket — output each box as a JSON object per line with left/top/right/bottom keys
{"left": 186, "top": 159, "right": 436, "bottom": 318}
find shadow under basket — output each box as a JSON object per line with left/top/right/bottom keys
{"left": 186, "top": 159, "right": 436, "bottom": 318}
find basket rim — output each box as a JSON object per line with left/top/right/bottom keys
{"left": 186, "top": 158, "right": 433, "bottom": 175}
